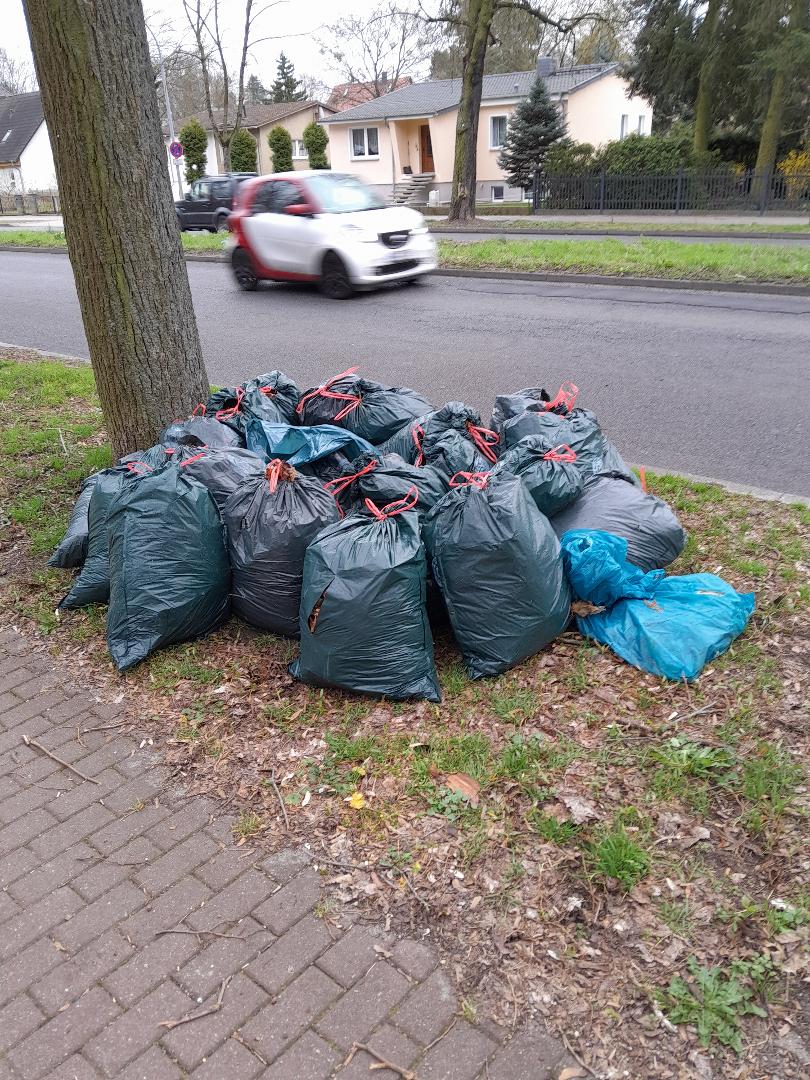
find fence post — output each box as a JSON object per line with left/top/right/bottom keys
{"left": 598, "top": 170, "right": 605, "bottom": 214}
{"left": 675, "top": 167, "right": 684, "bottom": 214}
{"left": 532, "top": 167, "right": 539, "bottom": 213}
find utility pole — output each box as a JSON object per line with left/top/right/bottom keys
{"left": 147, "top": 25, "right": 184, "bottom": 199}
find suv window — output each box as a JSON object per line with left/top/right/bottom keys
{"left": 191, "top": 181, "right": 212, "bottom": 202}
{"left": 211, "top": 180, "right": 231, "bottom": 201}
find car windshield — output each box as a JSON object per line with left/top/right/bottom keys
{"left": 307, "top": 174, "right": 386, "bottom": 214}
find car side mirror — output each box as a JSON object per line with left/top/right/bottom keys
{"left": 284, "top": 203, "right": 313, "bottom": 217}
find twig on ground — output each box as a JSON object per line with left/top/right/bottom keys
{"left": 80, "top": 720, "right": 129, "bottom": 734}
{"left": 268, "top": 769, "right": 289, "bottom": 831}
{"left": 561, "top": 1034, "right": 599, "bottom": 1078}
{"left": 423, "top": 1018, "right": 456, "bottom": 1053}
{"left": 22, "top": 734, "right": 100, "bottom": 785}
{"left": 58, "top": 428, "right": 68, "bottom": 455}
{"left": 158, "top": 976, "right": 230, "bottom": 1029}
{"left": 76, "top": 724, "right": 86, "bottom": 749}
{"left": 346, "top": 1042, "right": 419, "bottom": 1079}
{"left": 506, "top": 973, "right": 518, "bottom": 1031}
{"left": 155, "top": 927, "right": 261, "bottom": 941}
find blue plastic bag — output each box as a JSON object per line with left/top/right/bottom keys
{"left": 561, "top": 530, "right": 662, "bottom": 609}
{"left": 245, "top": 421, "right": 375, "bottom": 466}
{"left": 577, "top": 573, "right": 755, "bottom": 681}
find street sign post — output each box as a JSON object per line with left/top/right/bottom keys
{"left": 169, "top": 140, "right": 183, "bottom": 160}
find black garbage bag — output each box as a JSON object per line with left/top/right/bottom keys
{"left": 324, "top": 452, "right": 449, "bottom": 518}
{"left": 161, "top": 413, "right": 245, "bottom": 449}
{"left": 176, "top": 446, "right": 267, "bottom": 511}
{"left": 503, "top": 407, "right": 635, "bottom": 484}
{"left": 48, "top": 474, "right": 102, "bottom": 569}
{"left": 223, "top": 460, "right": 340, "bottom": 636}
{"left": 206, "top": 370, "right": 300, "bottom": 433}
{"left": 492, "top": 436, "right": 583, "bottom": 517}
{"left": 106, "top": 464, "right": 230, "bottom": 670}
{"left": 423, "top": 429, "right": 493, "bottom": 481}
{"left": 424, "top": 471, "right": 571, "bottom": 679}
{"left": 59, "top": 459, "right": 156, "bottom": 609}
{"left": 491, "top": 381, "right": 579, "bottom": 432}
{"left": 290, "top": 488, "right": 441, "bottom": 701}
{"left": 377, "top": 401, "right": 489, "bottom": 465}
{"left": 297, "top": 450, "right": 356, "bottom": 485}
{"left": 550, "top": 475, "right": 686, "bottom": 572}
{"left": 296, "top": 366, "right": 432, "bottom": 445}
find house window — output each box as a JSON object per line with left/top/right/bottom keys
{"left": 292, "top": 139, "right": 307, "bottom": 159}
{"left": 491, "top": 185, "right": 505, "bottom": 202}
{"left": 637, "top": 115, "right": 646, "bottom": 135}
{"left": 490, "top": 115, "right": 508, "bottom": 150}
{"left": 350, "top": 127, "right": 379, "bottom": 159}
{"left": 620, "top": 114, "right": 629, "bottom": 139}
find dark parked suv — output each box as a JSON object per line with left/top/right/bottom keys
{"left": 175, "top": 173, "right": 255, "bottom": 232}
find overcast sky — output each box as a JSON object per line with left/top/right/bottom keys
{"left": 7, "top": 0, "right": 411, "bottom": 88}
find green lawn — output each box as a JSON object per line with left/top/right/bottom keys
{"left": 431, "top": 218, "right": 810, "bottom": 235}
{"left": 437, "top": 235, "right": 810, "bottom": 283}
{"left": 0, "top": 228, "right": 225, "bottom": 252}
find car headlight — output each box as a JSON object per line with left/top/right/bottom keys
{"left": 341, "top": 224, "right": 378, "bottom": 243}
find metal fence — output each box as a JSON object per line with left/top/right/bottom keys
{"left": 0, "top": 191, "right": 61, "bottom": 215}
{"left": 532, "top": 169, "right": 810, "bottom": 214}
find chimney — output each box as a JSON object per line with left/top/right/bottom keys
{"left": 536, "top": 56, "right": 555, "bottom": 78}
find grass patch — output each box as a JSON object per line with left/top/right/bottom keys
{"left": 430, "top": 218, "right": 810, "bottom": 235}
{"left": 587, "top": 819, "right": 650, "bottom": 890}
{"left": 0, "top": 229, "right": 226, "bottom": 253}
{"left": 437, "top": 236, "right": 810, "bottom": 284}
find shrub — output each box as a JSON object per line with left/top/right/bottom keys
{"left": 545, "top": 140, "right": 596, "bottom": 176}
{"left": 229, "top": 127, "right": 258, "bottom": 173}
{"left": 778, "top": 147, "right": 810, "bottom": 197}
{"left": 267, "top": 126, "right": 293, "bottom": 172}
{"left": 303, "top": 121, "right": 329, "bottom": 169}
{"left": 178, "top": 119, "right": 207, "bottom": 185}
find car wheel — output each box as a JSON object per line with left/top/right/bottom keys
{"left": 320, "top": 252, "right": 354, "bottom": 300}
{"left": 176, "top": 216, "right": 185, "bottom": 232}
{"left": 232, "top": 248, "right": 258, "bottom": 292}
{"left": 214, "top": 214, "right": 229, "bottom": 233}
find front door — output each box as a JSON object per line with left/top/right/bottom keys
{"left": 419, "top": 125, "right": 434, "bottom": 173}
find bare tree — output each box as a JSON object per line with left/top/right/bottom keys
{"left": 299, "top": 73, "right": 331, "bottom": 102}
{"left": 319, "top": 2, "right": 437, "bottom": 99}
{"left": 181, "top": 0, "right": 280, "bottom": 170}
{"left": 0, "top": 47, "right": 37, "bottom": 95}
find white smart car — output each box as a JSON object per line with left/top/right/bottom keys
{"left": 227, "top": 171, "right": 437, "bottom": 299}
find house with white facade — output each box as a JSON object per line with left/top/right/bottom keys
{"left": 323, "top": 58, "right": 653, "bottom": 204}
{"left": 0, "top": 91, "right": 57, "bottom": 194}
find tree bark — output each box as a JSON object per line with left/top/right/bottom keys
{"left": 754, "top": 0, "right": 805, "bottom": 175}
{"left": 692, "top": 0, "right": 722, "bottom": 155}
{"left": 24, "top": 0, "right": 209, "bottom": 458}
{"left": 448, "top": 0, "right": 496, "bottom": 222}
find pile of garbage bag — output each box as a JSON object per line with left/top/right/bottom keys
{"left": 51, "top": 367, "right": 753, "bottom": 694}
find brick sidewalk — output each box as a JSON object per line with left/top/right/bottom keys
{"left": 0, "top": 629, "right": 574, "bottom": 1080}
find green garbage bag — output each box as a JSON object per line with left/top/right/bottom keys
{"left": 492, "top": 436, "right": 583, "bottom": 517}
{"left": 424, "top": 471, "right": 571, "bottom": 678}
{"left": 323, "top": 452, "right": 449, "bottom": 518}
{"left": 296, "top": 366, "right": 432, "bottom": 445}
{"left": 290, "top": 488, "right": 441, "bottom": 701}
{"left": 106, "top": 465, "right": 230, "bottom": 670}
{"left": 423, "top": 429, "right": 493, "bottom": 481}
{"left": 206, "top": 370, "right": 300, "bottom": 434}
{"left": 491, "top": 381, "right": 579, "bottom": 432}
{"left": 378, "top": 401, "right": 487, "bottom": 464}
{"left": 502, "top": 407, "right": 635, "bottom": 485}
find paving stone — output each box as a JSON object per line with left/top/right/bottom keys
{"left": 28, "top": 804, "right": 115, "bottom": 860}
{"left": 31, "top": 928, "right": 136, "bottom": 1015}
{"left": 262, "top": 848, "right": 312, "bottom": 885}
{"left": 85, "top": 981, "right": 195, "bottom": 1076}
{"left": 0, "top": 887, "right": 20, "bottom": 923}
{"left": 196, "top": 846, "right": 256, "bottom": 890}
{"left": 117, "top": 1046, "right": 184, "bottom": 1080}
{"left": 147, "top": 799, "right": 214, "bottom": 850}
{"left": 0, "top": 807, "right": 60, "bottom": 856}
{"left": 0, "top": 773, "right": 22, "bottom": 801}
{"left": 485, "top": 1024, "right": 567, "bottom": 1080}
{"left": 162, "top": 973, "right": 269, "bottom": 1072}
{"left": 252, "top": 869, "right": 322, "bottom": 936}
{"left": 189, "top": 1038, "right": 264, "bottom": 1080}
{"left": 58, "top": 880, "right": 145, "bottom": 951}
{"left": 0, "top": 844, "right": 40, "bottom": 888}
{"left": 261, "top": 1030, "right": 342, "bottom": 1080}
{"left": 316, "top": 924, "right": 393, "bottom": 989}
{"left": 0, "top": 780, "right": 58, "bottom": 824}
{"left": 392, "top": 968, "right": 457, "bottom": 1045}
{"left": 136, "top": 831, "right": 217, "bottom": 894}
{"left": 241, "top": 968, "right": 342, "bottom": 1064}
{"left": 389, "top": 937, "right": 438, "bottom": 981}
{"left": 0, "top": 993, "right": 47, "bottom": 1054}
{"left": 0, "top": 666, "right": 40, "bottom": 694}
{"left": 335, "top": 1023, "right": 421, "bottom": 1080}
{"left": 0, "top": 885, "right": 82, "bottom": 962}
{"left": 70, "top": 737, "right": 135, "bottom": 778}
{"left": 186, "top": 868, "right": 275, "bottom": 932}
{"left": 104, "top": 931, "right": 201, "bottom": 1007}
{"left": 248, "top": 914, "right": 331, "bottom": 996}
{"left": 418, "top": 1019, "right": 496, "bottom": 1080}
{"left": 0, "top": 938, "right": 65, "bottom": 1009}
{"left": 179, "top": 917, "right": 274, "bottom": 999}
{"left": 7, "top": 986, "right": 120, "bottom": 1080}
{"left": 119, "top": 875, "right": 210, "bottom": 945}
{"left": 8, "top": 841, "right": 95, "bottom": 904}
{"left": 96, "top": 776, "right": 163, "bottom": 815}
{"left": 0, "top": 690, "right": 66, "bottom": 730}
{"left": 314, "top": 961, "right": 411, "bottom": 1051}
{"left": 47, "top": 768, "right": 120, "bottom": 822}
{"left": 47, "top": 1055, "right": 102, "bottom": 1079}
{"left": 90, "top": 804, "right": 169, "bottom": 856}
{"left": 71, "top": 836, "right": 161, "bottom": 903}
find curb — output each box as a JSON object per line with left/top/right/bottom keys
{"left": 3, "top": 243, "right": 810, "bottom": 297}
{"left": 430, "top": 227, "right": 810, "bottom": 242}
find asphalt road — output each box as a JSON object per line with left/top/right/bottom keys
{"left": 2, "top": 249, "right": 808, "bottom": 495}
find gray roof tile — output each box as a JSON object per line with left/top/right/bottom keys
{"left": 0, "top": 92, "right": 45, "bottom": 164}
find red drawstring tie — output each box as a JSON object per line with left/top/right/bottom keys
{"left": 412, "top": 424, "right": 425, "bottom": 467}
{"left": 542, "top": 443, "right": 577, "bottom": 463}
{"left": 191, "top": 403, "right": 206, "bottom": 416}
{"left": 295, "top": 366, "right": 362, "bottom": 422}
{"left": 449, "top": 471, "right": 490, "bottom": 489}
{"left": 544, "top": 381, "right": 579, "bottom": 413}
{"left": 215, "top": 385, "right": 245, "bottom": 421}
{"left": 178, "top": 452, "right": 209, "bottom": 467}
{"left": 465, "top": 422, "right": 500, "bottom": 464}
{"left": 124, "top": 461, "right": 154, "bottom": 474}
{"left": 323, "top": 459, "right": 378, "bottom": 517}
{"left": 364, "top": 485, "right": 419, "bottom": 520}
{"left": 259, "top": 385, "right": 277, "bottom": 398}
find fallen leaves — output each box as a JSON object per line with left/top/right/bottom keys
{"left": 443, "top": 772, "right": 481, "bottom": 806}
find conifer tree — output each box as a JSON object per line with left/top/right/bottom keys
{"left": 497, "top": 76, "right": 566, "bottom": 190}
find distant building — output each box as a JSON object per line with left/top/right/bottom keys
{"left": 327, "top": 77, "right": 413, "bottom": 113}
{"left": 0, "top": 91, "right": 57, "bottom": 193}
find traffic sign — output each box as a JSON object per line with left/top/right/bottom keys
{"left": 169, "top": 140, "right": 183, "bottom": 159}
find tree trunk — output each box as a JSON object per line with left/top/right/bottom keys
{"left": 448, "top": 0, "right": 496, "bottom": 223}
{"left": 754, "top": 0, "right": 804, "bottom": 175}
{"left": 24, "top": 0, "right": 209, "bottom": 458}
{"left": 692, "top": 0, "right": 722, "bottom": 155}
